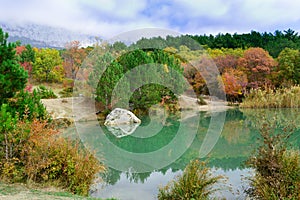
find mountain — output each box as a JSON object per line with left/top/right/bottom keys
{"left": 0, "top": 22, "right": 98, "bottom": 48}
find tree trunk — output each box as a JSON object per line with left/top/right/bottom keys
{"left": 105, "top": 94, "right": 108, "bottom": 110}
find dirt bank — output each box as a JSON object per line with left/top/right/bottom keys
{"left": 41, "top": 96, "right": 232, "bottom": 123}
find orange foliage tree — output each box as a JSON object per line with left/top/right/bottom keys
{"left": 220, "top": 68, "right": 248, "bottom": 101}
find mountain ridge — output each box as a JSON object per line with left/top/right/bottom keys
{"left": 0, "top": 22, "right": 98, "bottom": 48}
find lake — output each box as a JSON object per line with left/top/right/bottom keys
{"left": 68, "top": 108, "right": 300, "bottom": 200}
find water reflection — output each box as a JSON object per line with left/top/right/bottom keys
{"left": 76, "top": 113, "right": 199, "bottom": 172}
{"left": 105, "top": 123, "right": 140, "bottom": 138}
{"left": 92, "top": 169, "right": 182, "bottom": 200}
{"left": 67, "top": 108, "right": 300, "bottom": 199}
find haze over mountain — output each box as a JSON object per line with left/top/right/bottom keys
{"left": 1, "top": 22, "right": 98, "bottom": 48}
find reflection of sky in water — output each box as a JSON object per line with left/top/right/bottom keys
{"left": 92, "top": 168, "right": 253, "bottom": 200}
{"left": 213, "top": 167, "right": 254, "bottom": 199}
{"left": 92, "top": 169, "right": 181, "bottom": 200}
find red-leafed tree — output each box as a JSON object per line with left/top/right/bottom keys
{"left": 15, "top": 45, "right": 35, "bottom": 79}
{"left": 62, "top": 41, "right": 87, "bottom": 79}
{"left": 16, "top": 45, "right": 26, "bottom": 54}
{"left": 238, "top": 47, "right": 276, "bottom": 88}
{"left": 213, "top": 54, "right": 239, "bottom": 74}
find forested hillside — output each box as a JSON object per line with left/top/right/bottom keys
{"left": 3, "top": 27, "right": 300, "bottom": 104}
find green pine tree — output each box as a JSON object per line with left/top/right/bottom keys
{"left": 0, "top": 28, "right": 28, "bottom": 104}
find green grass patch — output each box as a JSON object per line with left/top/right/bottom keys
{"left": 0, "top": 182, "right": 117, "bottom": 199}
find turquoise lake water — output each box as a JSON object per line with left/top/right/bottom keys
{"left": 69, "top": 108, "right": 300, "bottom": 200}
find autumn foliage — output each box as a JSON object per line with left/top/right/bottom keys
{"left": 4, "top": 27, "right": 300, "bottom": 105}
{"left": 15, "top": 45, "right": 35, "bottom": 79}
{"left": 62, "top": 41, "right": 87, "bottom": 79}
{"left": 238, "top": 47, "right": 276, "bottom": 88}
{"left": 220, "top": 68, "right": 247, "bottom": 101}
{"left": 0, "top": 118, "right": 105, "bottom": 196}
{"left": 213, "top": 54, "right": 238, "bottom": 74}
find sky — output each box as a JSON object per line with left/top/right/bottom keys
{"left": 1, "top": 0, "right": 300, "bottom": 38}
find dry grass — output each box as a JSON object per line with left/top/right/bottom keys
{"left": 240, "top": 86, "right": 300, "bottom": 108}
{"left": 246, "top": 121, "right": 300, "bottom": 199}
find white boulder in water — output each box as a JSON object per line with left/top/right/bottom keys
{"left": 104, "top": 108, "right": 141, "bottom": 138}
{"left": 104, "top": 108, "right": 141, "bottom": 126}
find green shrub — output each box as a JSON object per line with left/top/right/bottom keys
{"left": 8, "top": 90, "right": 49, "bottom": 121}
{"left": 59, "top": 87, "right": 73, "bottom": 98}
{"left": 0, "top": 104, "right": 29, "bottom": 182}
{"left": 246, "top": 121, "right": 300, "bottom": 199}
{"left": 158, "top": 159, "right": 223, "bottom": 200}
{"left": 34, "top": 85, "right": 57, "bottom": 99}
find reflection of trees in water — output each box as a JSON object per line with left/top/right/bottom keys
{"left": 100, "top": 109, "right": 300, "bottom": 185}
{"left": 195, "top": 109, "right": 255, "bottom": 162}
{"left": 198, "top": 109, "right": 250, "bottom": 145}
{"left": 125, "top": 170, "right": 152, "bottom": 184}
{"left": 102, "top": 167, "right": 152, "bottom": 185}
{"left": 241, "top": 108, "right": 300, "bottom": 129}
{"left": 101, "top": 168, "right": 122, "bottom": 185}
{"left": 102, "top": 117, "right": 180, "bottom": 153}
{"left": 222, "top": 120, "right": 251, "bottom": 144}
{"left": 208, "top": 157, "right": 248, "bottom": 171}
{"left": 241, "top": 108, "right": 300, "bottom": 150}
{"left": 102, "top": 157, "right": 248, "bottom": 186}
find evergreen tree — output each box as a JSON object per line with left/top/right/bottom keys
{"left": 0, "top": 28, "right": 28, "bottom": 104}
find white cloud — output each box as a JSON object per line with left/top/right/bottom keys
{"left": 79, "top": 18, "right": 170, "bottom": 38}
{"left": 0, "top": 0, "right": 300, "bottom": 38}
{"left": 173, "top": 0, "right": 229, "bottom": 18}
{"left": 0, "top": 0, "right": 82, "bottom": 27}
{"left": 0, "top": 0, "right": 168, "bottom": 37}
{"left": 239, "top": 0, "right": 300, "bottom": 27}
{"left": 82, "top": 0, "right": 147, "bottom": 19}
{"left": 170, "top": 0, "right": 300, "bottom": 35}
